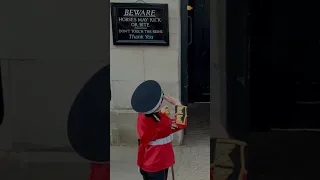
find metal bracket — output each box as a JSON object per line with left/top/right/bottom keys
{"left": 135, "top": 0, "right": 147, "bottom": 3}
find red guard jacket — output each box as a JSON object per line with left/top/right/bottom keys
{"left": 137, "top": 112, "right": 187, "bottom": 172}
{"left": 89, "top": 163, "right": 110, "bottom": 180}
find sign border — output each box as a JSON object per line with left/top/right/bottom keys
{"left": 111, "top": 3, "right": 169, "bottom": 46}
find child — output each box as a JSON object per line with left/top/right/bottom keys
{"left": 131, "top": 80, "right": 188, "bottom": 180}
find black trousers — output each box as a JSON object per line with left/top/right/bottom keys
{"left": 140, "top": 168, "right": 169, "bottom": 180}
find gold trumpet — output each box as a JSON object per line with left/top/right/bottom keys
{"left": 163, "top": 106, "right": 170, "bottom": 116}
{"left": 160, "top": 105, "right": 170, "bottom": 116}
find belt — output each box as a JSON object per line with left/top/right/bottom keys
{"left": 148, "top": 134, "right": 173, "bottom": 145}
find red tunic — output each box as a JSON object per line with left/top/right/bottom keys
{"left": 136, "top": 112, "right": 187, "bottom": 172}
{"left": 89, "top": 163, "right": 110, "bottom": 180}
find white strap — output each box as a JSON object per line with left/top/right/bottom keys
{"left": 149, "top": 134, "right": 173, "bottom": 145}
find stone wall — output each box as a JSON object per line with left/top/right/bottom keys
{"left": 0, "top": 60, "right": 107, "bottom": 150}
{"left": 0, "top": 0, "right": 110, "bottom": 150}
{"left": 110, "top": 0, "right": 182, "bottom": 145}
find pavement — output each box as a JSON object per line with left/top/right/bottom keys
{"left": 111, "top": 145, "right": 210, "bottom": 180}
{"left": 0, "top": 144, "right": 209, "bottom": 180}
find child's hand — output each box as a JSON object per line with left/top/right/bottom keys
{"left": 164, "top": 96, "right": 182, "bottom": 105}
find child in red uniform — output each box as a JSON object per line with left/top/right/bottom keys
{"left": 131, "top": 80, "right": 188, "bottom": 180}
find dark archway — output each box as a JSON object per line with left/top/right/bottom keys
{"left": 0, "top": 65, "right": 4, "bottom": 125}
{"left": 67, "top": 64, "right": 110, "bottom": 163}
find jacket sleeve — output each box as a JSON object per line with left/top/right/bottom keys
{"left": 156, "top": 110, "right": 188, "bottom": 135}
{"left": 153, "top": 115, "right": 174, "bottom": 138}
{"left": 140, "top": 107, "right": 188, "bottom": 140}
